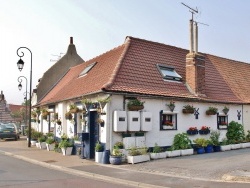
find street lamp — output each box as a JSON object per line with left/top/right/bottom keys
{"left": 17, "top": 76, "right": 28, "bottom": 128}
{"left": 17, "top": 47, "right": 32, "bottom": 148}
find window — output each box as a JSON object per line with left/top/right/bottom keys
{"left": 79, "top": 62, "right": 97, "bottom": 77}
{"left": 157, "top": 64, "right": 182, "bottom": 81}
{"left": 160, "top": 110, "right": 177, "bottom": 130}
{"left": 217, "top": 115, "right": 228, "bottom": 130}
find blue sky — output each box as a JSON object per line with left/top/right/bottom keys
{"left": 1, "top": 0, "right": 250, "bottom": 104}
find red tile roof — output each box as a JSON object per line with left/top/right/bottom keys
{"left": 38, "top": 36, "right": 249, "bottom": 106}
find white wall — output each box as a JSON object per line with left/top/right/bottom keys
{"left": 110, "top": 95, "right": 244, "bottom": 148}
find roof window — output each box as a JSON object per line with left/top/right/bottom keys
{"left": 157, "top": 64, "right": 182, "bottom": 81}
{"left": 79, "top": 62, "right": 97, "bottom": 77}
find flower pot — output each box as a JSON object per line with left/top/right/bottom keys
{"left": 199, "top": 130, "right": 210, "bottom": 135}
{"left": 182, "top": 109, "right": 194, "bottom": 114}
{"left": 196, "top": 147, "right": 205, "bottom": 154}
{"left": 241, "top": 142, "right": 250, "bottom": 148}
{"left": 166, "top": 150, "right": 181, "bottom": 157}
{"left": 204, "top": 145, "right": 213, "bottom": 153}
{"left": 186, "top": 130, "right": 198, "bottom": 135}
{"left": 46, "top": 143, "right": 55, "bottom": 151}
{"left": 206, "top": 111, "right": 216, "bottom": 115}
{"left": 163, "top": 125, "right": 173, "bottom": 130}
{"left": 31, "top": 140, "right": 37, "bottom": 146}
{"left": 213, "top": 145, "right": 221, "bottom": 152}
{"left": 220, "top": 145, "right": 231, "bottom": 151}
{"left": 128, "top": 105, "right": 144, "bottom": 111}
{"left": 95, "top": 151, "right": 103, "bottom": 163}
{"left": 231, "top": 144, "right": 241, "bottom": 150}
{"left": 39, "top": 142, "right": 47, "bottom": 149}
{"left": 127, "top": 154, "right": 150, "bottom": 164}
{"left": 180, "top": 148, "right": 194, "bottom": 156}
{"left": 109, "top": 156, "right": 122, "bottom": 165}
{"left": 168, "top": 105, "right": 175, "bottom": 112}
{"left": 150, "top": 152, "right": 167, "bottom": 159}
{"left": 61, "top": 147, "right": 73, "bottom": 156}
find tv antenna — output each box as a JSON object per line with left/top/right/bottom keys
{"left": 181, "top": 2, "right": 198, "bottom": 21}
{"left": 50, "top": 53, "right": 64, "bottom": 62}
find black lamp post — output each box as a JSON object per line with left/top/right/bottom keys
{"left": 17, "top": 47, "right": 32, "bottom": 148}
{"left": 17, "top": 76, "right": 28, "bottom": 128}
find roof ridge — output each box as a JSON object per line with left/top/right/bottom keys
{"left": 101, "top": 39, "right": 131, "bottom": 90}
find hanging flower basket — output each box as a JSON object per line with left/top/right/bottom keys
{"left": 166, "top": 100, "right": 175, "bottom": 112}
{"left": 128, "top": 105, "right": 144, "bottom": 111}
{"left": 199, "top": 126, "right": 210, "bottom": 135}
{"left": 187, "top": 130, "right": 198, "bottom": 135}
{"left": 182, "top": 109, "right": 195, "bottom": 114}
{"left": 65, "top": 112, "right": 73, "bottom": 120}
{"left": 206, "top": 107, "right": 218, "bottom": 115}
{"left": 222, "top": 107, "right": 229, "bottom": 115}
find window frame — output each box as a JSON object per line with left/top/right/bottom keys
{"left": 79, "top": 62, "right": 97, "bottom": 77}
{"left": 217, "top": 114, "right": 228, "bottom": 130}
{"left": 160, "top": 110, "right": 177, "bottom": 131}
{"left": 157, "top": 64, "right": 182, "bottom": 81}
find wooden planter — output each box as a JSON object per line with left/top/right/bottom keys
{"left": 182, "top": 109, "right": 195, "bottom": 114}
{"left": 206, "top": 111, "right": 217, "bottom": 115}
{"left": 128, "top": 105, "right": 144, "bottom": 111}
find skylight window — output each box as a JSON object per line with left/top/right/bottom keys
{"left": 157, "top": 64, "right": 182, "bottom": 81}
{"left": 79, "top": 62, "right": 97, "bottom": 77}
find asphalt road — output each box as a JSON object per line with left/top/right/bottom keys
{"left": 0, "top": 153, "right": 134, "bottom": 188}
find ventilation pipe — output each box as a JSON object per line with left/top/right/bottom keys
{"left": 194, "top": 22, "right": 198, "bottom": 53}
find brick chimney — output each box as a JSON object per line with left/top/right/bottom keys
{"left": 186, "top": 20, "right": 206, "bottom": 96}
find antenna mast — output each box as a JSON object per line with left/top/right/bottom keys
{"left": 181, "top": 2, "right": 198, "bottom": 21}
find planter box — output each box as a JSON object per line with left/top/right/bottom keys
{"left": 180, "top": 148, "right": 194, "bottom": 156}
{"left": 46, "top": 143, "right": 55, "bottom": 151}
{"left": 150, "top": 152, "right": 167, "bottom": 160}
{"left": 220, "top": 145, "right": 231, "bottom": 151}
{"left": 166, "top": 150, "right": 181, "bottom": 158}
{"left": 95, "top": 151, "right": 103, "bottom": 163}
{"left": 39, "top": 142, "right": 47, "bottom": 149}
{"left": 127, "top": 154, "right": 150, "bottom": 164}
{"left": 31, "top": 140, "right": 37, "bottom": 146}
{"left": 231, "top": 144, "right": 241, "bottom": 150}
{"left": 61, "top": 147, "right": 73, "bottom": 156}
{"left": 162, "top": 125, "right": 174, "bottom": 130}
{"left": 241, "top": 142, "right": 250, "bottom": 148}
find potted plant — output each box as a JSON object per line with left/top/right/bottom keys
{"left": 206, "top": 107, "right": 218, "bottom": 115}
{"left": 65, "top": 112, "right": 73, "bottom": 120}
{"left": 109, "top": 146, "right": 123, "bottom": 165}
{"left": 172, "top": 133, "right": 193, "bottom": 156}
{"left": 97, "top": 118, "right": 105, "bottom": 127}
{"left": 81, "top": 98, "right": 93, "bottom": 110}
{"left": 58, "top": 134, "right": 74, "bottom": 156}
{"left": 199, "top": 126, "right": 210, "bottom": 135}
{"left": 97, "top": 97, "right": 110, "bottom": 111}
{"left": 38, "top": 135, "right": 47, "bottom": 149}
{"left": 242, "top": 130, "right": 250, "bottom": 148}
{"left": 127, "top": 98, "right": 144, "bottom": 111}
{"left": 182, "top": 104, "right": 195, "bottom": 114}
{"left": 166, "top": 100, "right": 175, "bottom": 112}
{"left": 69, "top": 104, "right": 79, "bottom": 113}
{"left": 150, "top": 143, "right": 167, "bottom": 159}
{"left": 226, "top": 121, "right": 245, "bottom": 149}
{"left": 186, "top": 127, "right": 198, "bottom": 135}
{"left": 56, "top": 118, "right": 62, "bottom": 125}
{"left": 45, "top": 132, "right": 55, "bottom": 151}
{"left": 95, "top": 141, "right": 103, "bottom": 163}
{"left": 162, "top": 120, "right": 174, "bottom": 129}
{"left": 41, "top": 108, "right": 49, "bottom": 119}
{"left": 210, "top": 130, "right": 221, "bottom": 152}
{"left": 222, "top": 106, "right": 229, "bottom": 115}
{"left": 114, "top": 141, "right": 124, "bottom": 149}
{"left": 193, "top": 138, "right": 208, "bottom": 154}
{"left": 127, "top": 146, "right": 150, "bottom": 164}
{"left": 220, "top": 138, "right": 232, "bottom": 151}
{"left": 204, "top": 140, "right": 213, "bottom": 153}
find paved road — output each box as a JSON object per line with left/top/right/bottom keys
{"left": 0, "top": 153, "right": 134, "bottom": 188}
{"left": 1, "top": 137, "right": 250, "bottom": 188}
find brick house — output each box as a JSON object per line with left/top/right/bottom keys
{"left": 34, "top": 36, "right": 250, "bottom": 159}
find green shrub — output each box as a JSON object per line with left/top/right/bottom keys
{"left": 226, "top": 121, "right": 245, "bottom": 143}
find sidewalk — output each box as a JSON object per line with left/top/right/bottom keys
{"left": 1, "top": 137, "right": 250, "bottom": 187}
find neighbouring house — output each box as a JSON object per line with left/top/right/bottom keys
{"left": 0, "top": 91, "right": 21, "bottom": 123}
{"left": 33, "top": 37, "right": 84, "bottom": 133}
{"left": 33, "top": 35, "right": 250, "bottom": 159}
